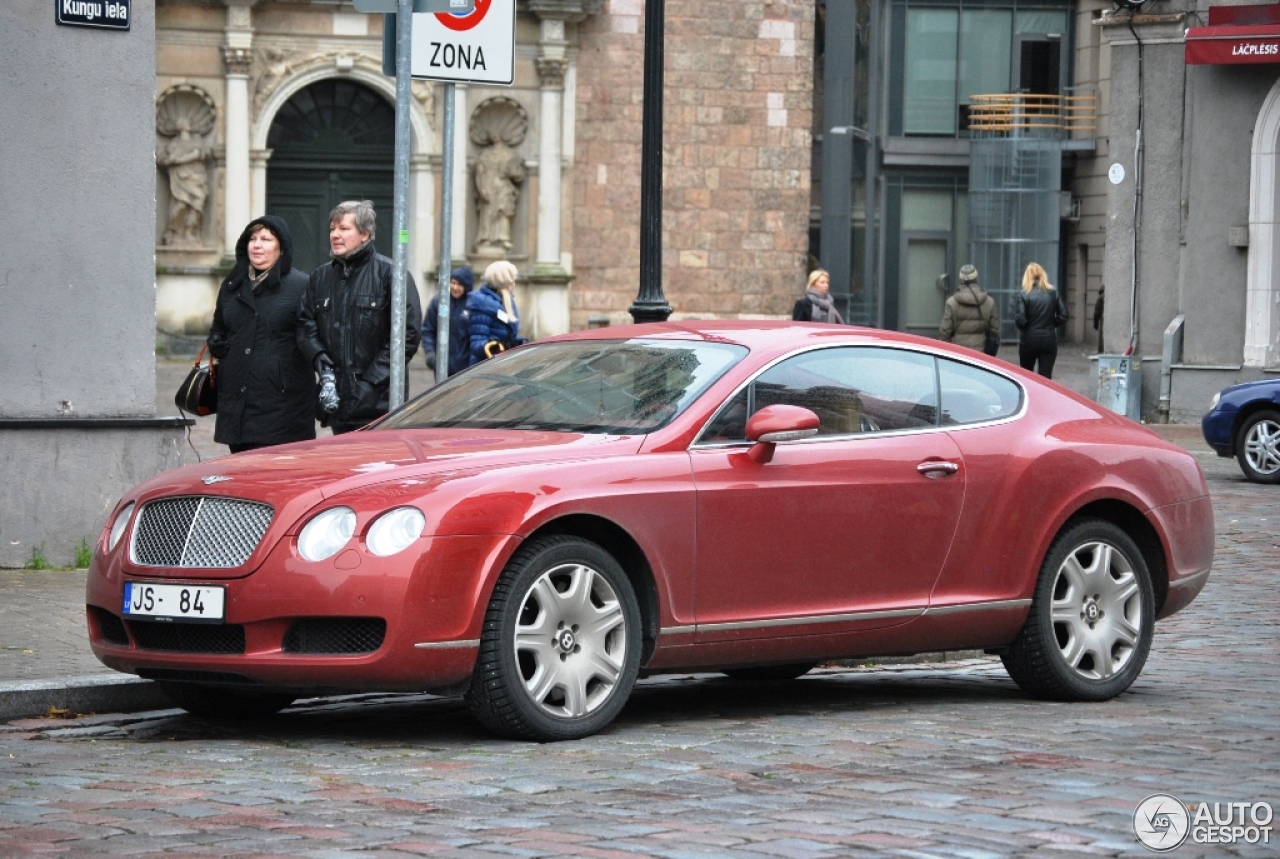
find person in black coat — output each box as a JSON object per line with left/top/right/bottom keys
{"left": 422, "top": 266, "right": 473, "bottom": 381}
{"left": 207, "top": 215, "right": 315, "bottom": 453}
{"left": 792, "top": 269, "right": 844, "bottom": 324}
{"left": 296, "top": 200, "right": 422, "bottom": 434}
{"left": 1013, "top": 261, "right": 1069, "bottom": 379}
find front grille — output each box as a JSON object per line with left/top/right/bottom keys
{"left": 127, "top": 620, "right": 246, "bottom": 654}
{"left": 283, "top": 618, "right": 387, "bottom": 654}
{"left": 90, "top": 606, "right": 130, "bottom": 645}
{"left": 133, "top": 496, "right": 273, "bottom": 568}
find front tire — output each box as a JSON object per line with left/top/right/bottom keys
{"left": 1235, "top": 409, "right": 1280, "bottom": 483}
{"left": 1002, "top": 518, "right": 1154, "bottom": 701}
{"left": 158, "top": 682, "right": 296, "bottom": 720}
{"left": 465, "top": 535, "right": 642, "bottom": 741}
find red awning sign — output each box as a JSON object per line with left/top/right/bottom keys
{"left": 1186, "top": 24, "right": 1280, "bottom": 65}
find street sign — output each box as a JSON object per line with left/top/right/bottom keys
{"left": 410, "top": 0, "right": 515, "bottom": 86}
{"left": 354, "top": 0, "right": 473, "bottom": 13}
{"left": 56, "top": 0, "right": 130, "bottom": 31}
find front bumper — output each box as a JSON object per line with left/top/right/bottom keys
{"left": 85, "top": 531, "right": 512, "bottom": 694}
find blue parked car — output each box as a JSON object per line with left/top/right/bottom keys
{"left": 1201, "top": 378, "right": 1280, "bottom": 483}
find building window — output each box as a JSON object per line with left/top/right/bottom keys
{"left": 893, "top": 2, "right": 1070, "bottom": 138}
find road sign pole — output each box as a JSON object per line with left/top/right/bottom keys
{"left": 389, "top": 0, "right": 414, "bottom": 411}
{"left": 435, "top": 83, "right": 456, "bottom": 380}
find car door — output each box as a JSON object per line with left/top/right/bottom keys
{"left": 690, "top": 346, "right": 966, "bottom": 642}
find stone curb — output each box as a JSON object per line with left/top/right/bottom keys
{"left": 0, "top": 675, "right": 169, "bottom": 721}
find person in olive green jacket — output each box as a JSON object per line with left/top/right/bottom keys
{"left": 939, "top": 264, "right": 999, "bottom": 353}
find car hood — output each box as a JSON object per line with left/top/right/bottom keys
{"left": 1221, "top": 377, "right": 1280, "bottom": 403}
{"left": 130, "top": 429, "right": 646, "bottom": 513}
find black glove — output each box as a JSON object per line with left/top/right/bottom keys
{"left": 425, "top": 352, "right": 437, "bottom": 371}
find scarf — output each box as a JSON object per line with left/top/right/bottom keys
{"left": 248, "top": 266, "right": 272, "bottom": 294}
{"left": 806, "top": 289, "right": 844, "bottom": 324}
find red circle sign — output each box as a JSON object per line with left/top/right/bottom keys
{"left": 435, "top": 0, "right": 491, "bottom": 31}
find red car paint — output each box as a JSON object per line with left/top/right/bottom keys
{"left": 87, "top": 322, "right": 1213, "bottom": 709}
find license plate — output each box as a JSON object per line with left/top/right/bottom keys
{"left": 122, "top": 582, "right": 225, "bottom": 623}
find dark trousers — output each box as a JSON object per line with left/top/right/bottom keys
{"left": 229, "top": 443, "right": 270, "bottom": 454}
{"left": 1019, "top": 342, "right": 1058, "bottom": 379}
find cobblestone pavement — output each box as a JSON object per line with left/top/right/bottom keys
{"left": 0, "top": 453, "right": 1275, "bottom": 858}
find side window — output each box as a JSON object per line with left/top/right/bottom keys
{"left": 938, "top": 357, "right": 1022, "bottom": 425}
{"left": 701, "top": 388, "right": 750, "bottom": 442}
{"left": 698, "top": 347, "right": 940, "bottom": 442}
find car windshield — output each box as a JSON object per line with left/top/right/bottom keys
{"left": 380, "top": 339, "right": 747, "bottom": 434}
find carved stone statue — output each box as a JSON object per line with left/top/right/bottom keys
{"left": 156, "top": 86, "right": 216, "bottom": 247}
{"left": 470, "top": 98, "right": 529, "bottom": 255}
{"left": 157, "top": 123, "right": 210, "bottom": 246}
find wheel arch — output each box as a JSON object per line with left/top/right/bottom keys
{"left": 1062, "top": 500, "right": 1169, "bottom": 615}
{"left": 524, "top": 514, "right": 661, "bottom": 666}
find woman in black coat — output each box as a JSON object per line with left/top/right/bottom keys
{"left": 207, "top": 216, "right": 315, "bottom": 452}
{"left": 1013, "top": 261, "right": 1068, "bottom": 379}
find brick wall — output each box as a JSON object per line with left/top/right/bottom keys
{"left": 572, "top": 0, "right": 814, "bottom": 328}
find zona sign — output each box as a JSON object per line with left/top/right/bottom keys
{"left": 435, "top": 0, "right": 490, "bottom": 31}
{"left": 411, "top": 0, "right": 513, "bottom": 85}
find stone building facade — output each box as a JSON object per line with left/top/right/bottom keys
{"left": 154, "top": 0, "right": 815, "bottom": 343}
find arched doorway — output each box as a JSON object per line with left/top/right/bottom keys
{"left": 266, "top": 79, "right": 395, "bottom": 272}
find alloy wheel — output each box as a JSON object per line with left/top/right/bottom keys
{"left": 513, "top": 562, "right": 627, "bottom": 719}
{"left": 1050, "top": 540, "right": 1142, "bottom": 681}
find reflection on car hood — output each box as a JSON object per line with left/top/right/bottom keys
{"left": 132, "top": 428, "right": 645, "bottom": 508}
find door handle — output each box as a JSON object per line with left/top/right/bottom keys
{"left": 917, "top": 460, "right": 960, "bottom": 477}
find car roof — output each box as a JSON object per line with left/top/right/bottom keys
{"left": 543, "top": 320, "right": 925, "bottom": 353}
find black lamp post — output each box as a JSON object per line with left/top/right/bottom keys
{"left": 629, "top": 0, "right": 673, "bottom": 323}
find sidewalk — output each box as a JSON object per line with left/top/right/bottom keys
{"left": 0, "top": 348, "right": 1212, "bottom": 720}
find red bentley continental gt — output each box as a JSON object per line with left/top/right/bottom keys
{"left": 87, "top": 322, "right": 1214, "bottom": 740}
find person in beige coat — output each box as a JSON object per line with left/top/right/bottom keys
{"left": 939, "top": 264, "right": 999, "bottom": 353}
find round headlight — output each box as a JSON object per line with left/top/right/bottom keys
{"left": 1210, "top": 391, "right": 1221, "bottom": 409}
{"left": 366, "top": 507, "right": 426, "bottom": 557}
{"left": 107, "top": 502, "right": 134, "bottom": 552}
{"left": 297, "top": 507, "right": 356, "bottom": 562}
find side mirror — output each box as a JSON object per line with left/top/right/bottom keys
{"left": 744, "top": 404, "right": 820, "bottom": 462}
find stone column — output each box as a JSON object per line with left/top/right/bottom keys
{"left": 535, "top": 28, "right": 567, "bottom": 277}
{"left": 526, "top": 18, "right": 572, "bottom": 339}
{"left": 221, "top": 1, "right": 256, "bottom": 255}
{"left": 250, "top": 149, "right": 271, "bottom": 219}
{"left": 411, "top": 152, "right": 436, "bottom": 308}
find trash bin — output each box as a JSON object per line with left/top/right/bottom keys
{"left": 1096, "top": 355, "right": 1142, "bottom": 420}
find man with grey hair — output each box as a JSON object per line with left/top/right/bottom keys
{"left": 297, "top": 199, "right": 422, "bottom": 434}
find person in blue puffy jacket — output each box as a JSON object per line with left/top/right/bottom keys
{"left": 422, "top": 266, "right": 473, "bottom": 382}
{"left": 466, "top": 260, "right": 523, "bottom": 364}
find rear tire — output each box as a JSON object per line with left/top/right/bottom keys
{"left": 158, "top": 682, "right": 296, "bottom": 720}
{"left": 721, "top": 663, "right": 816, "bottom": 682}
{"left": 465, "top": 535, "right": 641, "bottom": 741}
{"left": 1002, "top": 518, "right": 1153, "bottom": 701}
{"left": 1235, "top": 409, "right": 1280, "bottom": 483}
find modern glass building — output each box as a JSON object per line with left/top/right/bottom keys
{"left": 814, "top": 0, "right": 1101, "bottom": 344}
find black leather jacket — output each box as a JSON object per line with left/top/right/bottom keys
{"left": 297, "top": 242, "right": 422, "bottom": 425}
{"left": 1014, "top": 287, "right": 1067, "bottom": 348}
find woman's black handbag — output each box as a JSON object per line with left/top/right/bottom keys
{"left": 175, "top": 342, "right": 217, "bottom": 416}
